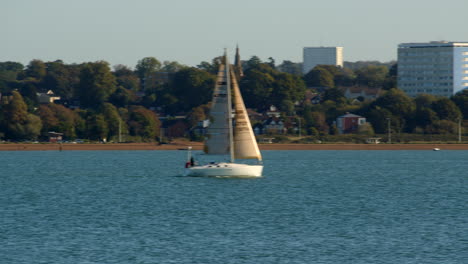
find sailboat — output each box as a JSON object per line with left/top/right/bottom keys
{"left": 184, "top": 51, "right": 263, "bottom": 177}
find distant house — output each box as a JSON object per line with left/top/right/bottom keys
{"left": 366, "top": 137, "right": 381, "bottom": 144}
{"left": 263, "top": 118, "right": 286, "bottom": 134}
{"left": 342, "top": 86, "right": 382, "bottom": 100}
{"left": 303, "top": 90, "right": 321, "bottom": 105}
{"left": 266, "top": 105, "right": 281, "bottom": 118}
{"left": 336, "top": 113, "right": 366, "bottom": 134}
{"left": 48, "top": 132, "right": 63, "bottom": 143}
{"left": 193, "top": 119, "right": 210, "bottom": 136}
{"left": 37, "top": 90, "right": 61, "bottom": 104}
{"left": 246, "top": 108, "right": 263, "bottom": 122}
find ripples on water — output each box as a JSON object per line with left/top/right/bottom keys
{"left": 0, "top": 150, "right": 466, "bottom": 263}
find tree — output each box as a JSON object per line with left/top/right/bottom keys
{"left": 100, "top": 103, "right": 124, "bottom": 141}
{"left": 38, "top": 105, "right": 59, "bottom": 135}
{"left": 48, "top": 103, "right": 79, "bottom": 138}
{"left": 161, "top": 61, "right": 187, "bottom": 73}
{"left": 432, "top": 97, "right": 462, "bottom": 121}
{"left": 246, "top": 56, "right": 262, "bottom": 70}
{"left": 42, "top": 61, "right": 80, "bottom": 100}
{"left": 2, "top": 91, "right": 42, "bottom": 139}
{"left": 357, "top": 122, "right": 375, "bottom": 135}
{"left": 240, "top": 68, "right": 274, "bottom": 111}
{"left": 451, "top": 89, "right": 468, "bottom": 119}
{"left": 367, "top": 89, "right": 415, "bottom": 133}
{"left": 25, "top": 60, "right": 46, "bottom": 81}
{"left": 196, "top": 56, "right": 222, "bottom": 74}
{"left": 322, "top": 87, "right": 346, "bottom": 104}
{"left": 355, "top": 65, "right": 389, "bottom": 88}
{"left": 277, "top": 60, "right": 302, "bottom": 75}
{"left": 135, "top": 57, "right": 161, "bottom": 90}
{"left": 186, "top": 104, "right": 210, "bottom": 128}
{"left": 78, "top": 61, "right": 117, "bottom": 108}
{"left": 127, "top": 106, "right": 160, "bottom": 140}
{"left": 109, "top": 87, "right": 136, "bottom": 108}
{"left": 272, "top": 72, "right": 306, "bottom": 107}
{"left": 87, "top": 114, "right": 108, "bottom": 141}
{"left": 0, "top": 61, "right": 24, "bottom": 84}
{"left": 170, "top": 68, "right": 215, "bottom": 112}
{"left": 304, "top": 66, "right": 334, "bottom": 88}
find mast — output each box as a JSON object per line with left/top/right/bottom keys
{"left": 225, "top": 52, "right": 235, "bottom": 163}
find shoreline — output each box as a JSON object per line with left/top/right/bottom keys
{"left": 1, "top": 142, "right": 468, "bottom": 151}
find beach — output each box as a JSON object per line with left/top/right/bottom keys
{"left": 1, "top": 142, "right": 468, "bottom": 151}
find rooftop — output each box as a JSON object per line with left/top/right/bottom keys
{"left": 399, "top": 41, "right": 468, "bottom": 48}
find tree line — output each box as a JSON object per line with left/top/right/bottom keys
{"left": 0, "top": 56, "right": 467, "bottom": 142}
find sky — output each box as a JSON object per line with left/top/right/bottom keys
{"left": 2, "top": 0, "right": 468, "bottom": 68}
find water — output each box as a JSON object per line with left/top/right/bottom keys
{"left": 0, "top": 150, "right": 466, "bottom": 264}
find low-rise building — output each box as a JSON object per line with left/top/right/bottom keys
{"left": 37, "top": 90, "right": 61, "bottom": 104}
{"left": 336, "top": 113, "right": 366, "bottom": 134}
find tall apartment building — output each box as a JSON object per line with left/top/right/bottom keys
{"left": 302, "top": 47, "right": 343, "bottom": 74}
{"left": 398, "top": 41, "right": 468, "bottom": 97}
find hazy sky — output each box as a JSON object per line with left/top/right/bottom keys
{"left": 2, "top": 0, "right": 467, "bottom": 68}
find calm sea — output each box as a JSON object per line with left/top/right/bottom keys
{"left": 0, "top": 150, "right": 466, "bottom": 264}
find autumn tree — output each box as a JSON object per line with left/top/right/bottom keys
{"left": 127, "top": 106, "right": 160, "bottom": 140}
{"left": 2, "top": 91, "right": 42, "bottom": 139}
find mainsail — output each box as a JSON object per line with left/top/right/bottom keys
{"left": 231, "top": 68, "right": 262, "bottom": 161}
{"left": 204, "top": 53, "right": 261, "bottom": 162}
{"left": 204, "top": 63, "right": 232, "bottom": 155}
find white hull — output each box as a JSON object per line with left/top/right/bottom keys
{"left": 185, "top": 163, "right": 263, "bottom": 177}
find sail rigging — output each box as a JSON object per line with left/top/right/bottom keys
{"left": 204, "top": 54, "right": 261, "bottom": 162}
{"left": 185, "top": 49, "right": 263, "bottom": 177}
{"left": 204, "top": 63, "right": 231, "bottom": 155}
{"left": 231, "top": 68, "right": 262, "bottom": 161}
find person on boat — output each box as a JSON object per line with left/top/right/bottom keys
{"left": 190, "top": 157, "right": 195, "bottom": 167}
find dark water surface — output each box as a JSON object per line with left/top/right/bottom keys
{"left": 1, "top": 150, "right": 466, "bottom": 263}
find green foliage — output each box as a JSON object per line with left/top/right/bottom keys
{"left": 186, "top": 104, "right": 210, "bottom": 128}
{"left": 42, "top": 61, "right": 80, "bottom": 100}
{"left": 128, "top": 106, "right": 160, "bottom": 140}
{"left": 355, "top": 65, "right": 389, "bottom": 88}
{"left": 0, "top": 56, "right": 465, "bottom": 142}
{"left": 87, "top": 114, "right": 109, "bottom": 141}
{"left": 322, "top": 87, "right": 346, "bottom": 104}
{"left": 1, "top": 91, "right": 42, "bottom": 139}
{"left": 25, "top": 60, "right": 46, "bottom": 81}
{"left": 451, "top": 89, "right": 468, "bottom": 118}
{"left": 304, "top": 66, "right": 334, "bottom": 88}
{"left": 136, "top": 57, "right": 161, "bottom": 77}
{"left": 432, "top": 97, "right": 461, "bottom": 121}
{"left": 277, "top": 60, "right": 302, "bottom": 75}
{"left": 162, "top": 61, "right": 187, "bottom": 73}
{"left": 78, "top": 61, "right": 117, "bottom": 108}
{"left": 241, "top": 58, "right": 305, "bottom": 111}
{"left": 170, "top": 67, "right": 215, "bottom": 112}
{"left": 357, "top": 122, "right": 375, "bottom": 135}
{"left": 109, "top": 87, "right": 136, "bottom": 108}
{"left": 100, "top": 103, "right": 126, "bottom": 140}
